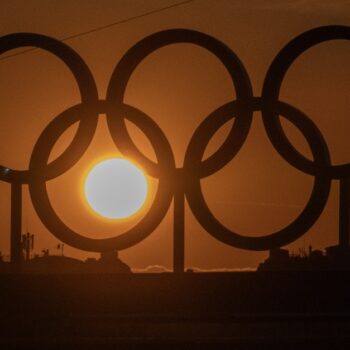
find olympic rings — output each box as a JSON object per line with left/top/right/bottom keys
{"left": 0, "top": 26, "right": 348, "bottom": 252}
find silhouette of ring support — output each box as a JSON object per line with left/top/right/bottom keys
{"left": 0, "top": 26, "right": 349, "bottom": 272}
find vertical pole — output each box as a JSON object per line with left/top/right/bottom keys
{"left": 11, "top": 182, "right": 22, "bottom": 272}
{"left": 173, "top": 187, "right": 185, "bottom": 273}
{"left": 339, "top": 177, "right": 350, "bottom": 248}
{"left": 25, "top": 232, "right": 30, "bottom": 262}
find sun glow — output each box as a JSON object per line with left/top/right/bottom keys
{"left": 84, "top": 158, "right": 148, "bottom": 220}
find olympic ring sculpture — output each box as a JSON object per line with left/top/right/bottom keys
{"left": 1, "top": 26, "right": 349, "bottom": 262}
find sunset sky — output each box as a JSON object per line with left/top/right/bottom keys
{"left": 1, "top": 0, "right": 350, "bottom": 271}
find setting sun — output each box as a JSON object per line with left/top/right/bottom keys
{"left": 84, "top": 158, "right": 148, "bottom": 220}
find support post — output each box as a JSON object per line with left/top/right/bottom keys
{"left": 339, "top": 177, "right": 350, "bottom": 248}
{"left": 173, "top": 187, "right": 185, "bottom": 273}
{"left": 10, "top": 182, "right": 22, "bottom": 272}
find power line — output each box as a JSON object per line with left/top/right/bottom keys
{"left": 0, "top": 0, "right": 194, "bottom": 62}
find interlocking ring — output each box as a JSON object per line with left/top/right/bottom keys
{"left": 0, "top": 33, "right": 98, "bottom": 184}
{"left": 185, "top": 98, "right": 331, "bottom": 250}
{"left": 1, "top": 26, "right": 347, "bottom": 253}
{"left": 28, "top": 101, "right": 175, "bottom": 251}
{"left": 106, "top": 29, "right": 254, "bottom": 177}
{"left": 262, "top": 25, "right": 350, "bottom": 178}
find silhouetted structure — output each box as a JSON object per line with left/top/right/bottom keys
{"left": 85, "top": 250, "right": 131, "bottom": 273}
{"left": 1, "top": 26, "right": 350, "bottom": 272}
{"left": 0, "top": 246, "right": 131, "bottom": 274}
{"left": 2, "top": 25, "right": 350, "bottom": 349}
{"left": 21, "top": 232, "right": 34, "bottom": 261}
{"left": 258, "top": 245, "right": 350, "bottom": 271}
{"left": 0, "top": 252, "right": 10, "bottom": 273}
{"left": 24, "top": 255, "right": 86, "bottom": 273}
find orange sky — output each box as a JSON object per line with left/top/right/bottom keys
{"left": 1, "top": 0, "right": 350, "bottom": 271}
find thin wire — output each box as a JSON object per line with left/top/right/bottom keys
{"left": 0, "top": 0, "right": 194, "bottom": 62}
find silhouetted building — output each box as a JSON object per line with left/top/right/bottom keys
{"left": 85, "top": 251, "right": 131, "bottom": 273}
{"left": 24, "top": 255, "right": 86, "bottom": 273}
{"left": 258, "top": 245, "right": 350, "bottom": 271}
{"left": 0, "top": 252, "right": 10, "bottom": 273}
{"left": 0, "top": 246, "right": 132, "bottom": 273}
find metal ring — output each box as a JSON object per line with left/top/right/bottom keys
{"left": 28, "top": 101, "right": 174, "bottom": 251}
{"left": 0, "top": 33, "right": 98, "bottom": 184}
{"left": 185, "top": 98, "right": 331, "bottom": 250}
{"left": 262, "top": 25, "right": 350, "bottom": 178}
{"left": 106, "top": 29, "right": 253, "bottom": 176}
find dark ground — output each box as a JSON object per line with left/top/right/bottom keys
{"left": 0, "top": 272, "right": 349, "bottom": 349}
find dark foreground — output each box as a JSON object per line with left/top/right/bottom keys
{"left": 0, "top": 272, "right": 349, "bottom": 349}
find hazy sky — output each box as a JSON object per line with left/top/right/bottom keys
{"left": 1, "top": 0, "right": 350, "bottom": 271}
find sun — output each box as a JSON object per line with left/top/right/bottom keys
{"left": 84, "top": 158, "right": 148, "bottom": 220}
